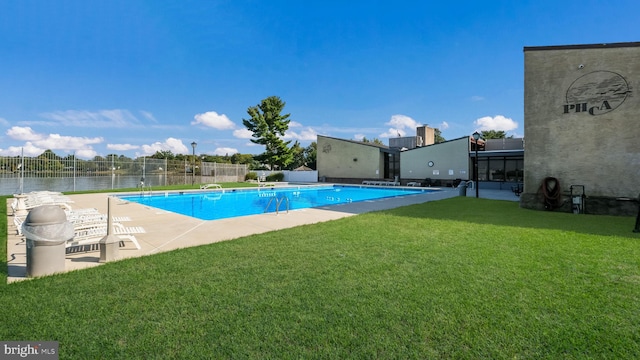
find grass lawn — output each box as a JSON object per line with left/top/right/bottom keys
{"left": 1, "top": 196, "right": 639, "bottom": 359}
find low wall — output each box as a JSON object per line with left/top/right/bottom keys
{"left": 254, "top": 170, "right": 318, "bottom": 183}
{"left": 520, "top": 192, "right": 639, "bottom": 216}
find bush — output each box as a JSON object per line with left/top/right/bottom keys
{"left": 245, "top": 172, "right": 257, "bottom": 181}
{"left": 266, "top": 172, "right": 284, "bottom": 182}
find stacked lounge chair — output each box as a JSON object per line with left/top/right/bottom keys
{"left": 12, "top": 192, "right": 145, "bottom": 253}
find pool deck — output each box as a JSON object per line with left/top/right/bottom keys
{"left": 6, "top": 186, "right": 520, "bottom": 283}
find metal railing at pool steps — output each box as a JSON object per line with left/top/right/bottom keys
{"left": 264, "top": 196, "right": 289, "bottom": 215}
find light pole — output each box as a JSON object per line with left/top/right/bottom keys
{"left": 472, "top": 131, "right": 481, "bottom": 198}
{"left": 191, "top": 141, "right": 197, "bottom": 185}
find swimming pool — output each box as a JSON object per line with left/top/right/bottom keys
{"left": 120, "top": 185, "right": 435, "bottom": 221}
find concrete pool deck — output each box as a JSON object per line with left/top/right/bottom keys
{"left": 6, "top": 186, "right": 520, "bottom": 283}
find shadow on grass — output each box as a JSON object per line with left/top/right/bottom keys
{"left": 384, "top": 196, "right": 640, "bottom": 239}
{"left": 0, "top": 260, "right": 7, "bottom": 282}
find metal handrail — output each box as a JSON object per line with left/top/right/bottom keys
{"left": 265, "top": 195, "right": 289, "bottom": 214}
{"left": 276, "top": 196, "right": 289, "bottom": 214}
{"left": 264, "top": 196, "right": 276, "bottom": 213}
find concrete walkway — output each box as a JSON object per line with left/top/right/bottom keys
{"left": 6, "top": 186, "right": 519, "bottom": 283}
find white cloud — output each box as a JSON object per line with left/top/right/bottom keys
{"left": 191, "top": 111, "right": 235, "bottom": 130}
{"left": 40, "top": 109, "right": 140, "bottom": 128}
{"left": 139, "top": 137, "right": 189, "bottom": 156}
{"left": 233, "top": 128, "right": 254, "bottom": 139}
{"left": 140, "top": 111, "right": 157, "bottom": 123}
{"left": 0, "top": 143, "right": 43, "bottom": 157}
{"left": 379, "top": 128, "right": 406, "bottom": 138}
{"left": 354, "top": 134, "right": 366, "bottom": 141}
{"left": 213, "top": 147, "right": 239, "bottom": 156}
{"left": 379, "top": 114, "right": 421, "bottom": 138}
{"left": 474, "top": 115, "right": 518, "bottom": 132}
{"left": 107, "top": 143, "right": 139, "bottom": 151}
{"left": 36, "top": 133, "right": 102, "bottom": 149}
{"left": 0, "top": 117, "right": 9, "bottom": 126}
{"left": 76, "top": 148, "right": 98, "bottom": 159}
{"left": 386, "top": 114, "right": 421, "bottom": 129}
{"left": 439, "top": 121, "right": 450, "bottom": 130}
{"left": 471, "top": 95, "right": 485, "bottom": 101}
{"left": 284, "top": 127, "right": 318, "bottom": 141}
{"left": 7, "top": 126, "right": 43, "bottom": 141}
{"left": 4, "top": 126, "right": 103, "bottom": 158}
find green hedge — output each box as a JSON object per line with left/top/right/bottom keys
{"left": 266, "top": 172, "right": 284, "bottom": 182}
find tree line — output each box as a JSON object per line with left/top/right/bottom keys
{"left": 4, "top": 95, "right": 513, "bottom": 172}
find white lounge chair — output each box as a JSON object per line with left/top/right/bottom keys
{"left": 12, "top": 191, "right": 74, "bottom": 216}
{"left": 13, "top": 209, "right": 132, "bottom": 236}
{"left": 69, "top": 223, "right": 145, "bottom": 251}
{"left": 387, "top": 176, "right": 400, "bottom": 186}
{"left": 200, "top": 183, "right": 222, "bottom": 189}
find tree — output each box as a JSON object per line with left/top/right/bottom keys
{"left": 229, "top": 153, "right": 254, "bottom": 165}
{"left": 289, "top": 141, "right": 306, "bottom": 170}
{"left": 304, "top": 142, "right": 317, "bottom": 170}
{"left": 150, "top": 150, "right": 175, "bottom": 160}
{"left": 481, "top": 130, "right": 513, "bottom": 139}
{"left": 434, "top": 128, "right": 446, "bottom": 143}
{"left": 242, "top": 96, "right": 294, "bottom": 170}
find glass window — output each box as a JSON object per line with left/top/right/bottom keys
{"left": 478, "top": 156, "right": 523, "bottom": 182}
{"left": 477, "top": 159, "right": 488, "bottom": 181}
{"left": 488, "top": 158, "right": 505, "bottom": 181}
{"left": 505, "top": 159, "right": 524, "bottom": 182}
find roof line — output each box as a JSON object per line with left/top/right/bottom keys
{"left": 523, "top": 41, "right": 640, "bottom": 52}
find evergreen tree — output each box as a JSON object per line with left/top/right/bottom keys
{"left": 242, "top": 96, "right": 294, "bottom": 170}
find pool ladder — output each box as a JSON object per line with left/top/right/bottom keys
{"left": 264, "top": 196, "right": 289, "bottom": 215}
{"left": 139, "top": 184, "right": 152, "bottom": 196}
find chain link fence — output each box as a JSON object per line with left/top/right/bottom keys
{"left": 0, "top": 154, "right": 248, "bottom": 195}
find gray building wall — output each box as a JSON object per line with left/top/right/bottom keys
{"left": 400, "top": 137, "right": 471, "bottom": 182}
{"left": 522, "top": 42, "right": 640, "bottom": 215}
{"left": 317, "top": 135, "right": 386, "bottom": 180}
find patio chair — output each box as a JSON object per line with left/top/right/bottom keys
{"left": 12, "top": 192, "right": 74, "bottom": 216}
{"left": 200, "top": 183, "right": 222, "bottom": 189}
{"left": 69, "top": 222, "right": 145, "bottom": 251}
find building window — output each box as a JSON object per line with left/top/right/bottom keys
{"left": 505, "top": 159, "right": 524, "bottom": 182}
{"left": 478, "top": 159, "right": 488, "bottom": 181}
{"left": 478, "top": 157, "right": 523, "bottom": 182}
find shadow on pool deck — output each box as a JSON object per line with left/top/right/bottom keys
{"left": 6, "top": 186, "right": 519, "bottom": 282}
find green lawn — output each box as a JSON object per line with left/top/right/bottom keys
{"left": 2, "top": 196, "right": 639, "bottom": 359}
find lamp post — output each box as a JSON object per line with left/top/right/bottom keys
{"left": 472, "top": 131, "right": 481, "bottom": 198}
{"left": 191, "top": 141, "right": 197, "bottom": 185}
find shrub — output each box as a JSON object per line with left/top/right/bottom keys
{"left": 266, "top": 172, "right": 284, "bottom": 182}
{"left": 245, "top": 172, "right": 257, "bottom": 181}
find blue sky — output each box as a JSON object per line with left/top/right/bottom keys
{"left": 1, "top": 0, "right": 638, "bottom": 159}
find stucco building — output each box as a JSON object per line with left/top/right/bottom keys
{"left": 521, "top": 42, "right": 640, "bottom": 215}
{"left": 317, "top": 130, "right": 523, "bottom": 189}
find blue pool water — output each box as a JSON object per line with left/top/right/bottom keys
{"left": 120, "top": 185, "right": 435, "bottom": 221}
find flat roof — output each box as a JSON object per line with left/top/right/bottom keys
{"left": 524, "top": 41, "right": 640, "bottom": 52}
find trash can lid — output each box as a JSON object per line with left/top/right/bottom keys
{"left": 24, "top": 205, "right": 68, "bottom": 226}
